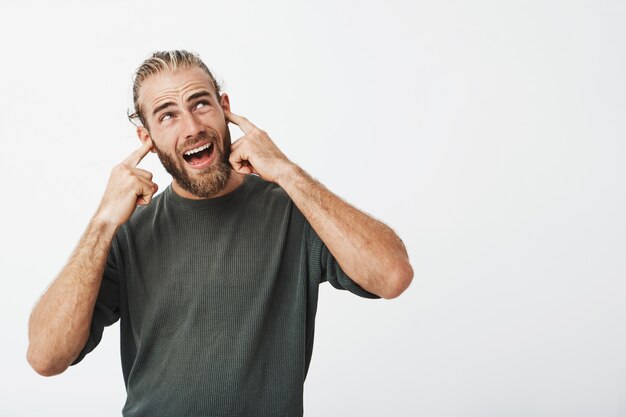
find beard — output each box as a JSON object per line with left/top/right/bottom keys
{"left": 153, "top": 127, "right": 233, "bottom": 198}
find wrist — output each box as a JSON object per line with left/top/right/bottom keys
{"left": 274, "top": 161, "right": 301, "bottom": 187}
{"left": 90, "top": 212, "right": 122, "bottom": 234}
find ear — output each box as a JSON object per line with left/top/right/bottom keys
{"left": 220, "top": 93, "right": 231, "bottom": 113}
{"left": 136, "top": 126, "right": 157, "bottom": 153}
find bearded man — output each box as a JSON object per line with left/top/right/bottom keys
{"left": 27, "top": 50, "right": 413, "bottom": 417}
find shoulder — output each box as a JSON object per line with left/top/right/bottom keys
{"left": 247, "top": 174, "right": 290, "bottom": 203}
{"left": 232, "top": 175, "right": 309, "bottom": 234}
{"left": 248, "top": 175, "right": 310, "bottom": 232}
{"left": 131, "top": 189, "right": 166, "bottom": 222}
{"left": 118, "top": 190, "right": 167, "bottom": 240}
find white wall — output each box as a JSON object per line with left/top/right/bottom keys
{"left": 1, "top": 1, "right": 625, "bottom": 416}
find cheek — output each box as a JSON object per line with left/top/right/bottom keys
{"left": 151, "top": 138, "right": 176, "bottom": 157}
{"left": 151, "top": 131, "right": 178, "bottom": 153}
{"left": 223, "top": 126, "right": 231, "bottom": 147}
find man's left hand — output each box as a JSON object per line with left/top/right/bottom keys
{"left": 225, "top": 110, "right": 294, "bottom": 184}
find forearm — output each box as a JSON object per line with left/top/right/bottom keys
{"left": 278, "top": 164, "right": 413, "bottom": 299}
{"left": 27, "top": 216, "right": 118, "bottom": 376}
{"left": 224, "top": 111, "right": 413, "bottom": 298}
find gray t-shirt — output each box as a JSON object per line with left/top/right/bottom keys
{"left": 72, "top": 174, "right": 380, "bottom": 417}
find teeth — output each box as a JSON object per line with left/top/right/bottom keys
{"left": 184, "top": 143, "right": 211, "bottom": 156}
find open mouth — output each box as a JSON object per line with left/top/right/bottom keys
{"left": 182, "top": 142, "right": 214, "bottom": 166}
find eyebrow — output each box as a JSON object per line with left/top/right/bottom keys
{"left": 151, "top": 90, "right": 214, "bottom": 118}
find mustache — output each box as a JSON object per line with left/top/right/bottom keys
{"left": 180, "top": 129, "right": 220, "bottom": 152}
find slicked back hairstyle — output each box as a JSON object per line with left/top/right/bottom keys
{"left": 131, "top": 50, "right": 221, "bottom": 130}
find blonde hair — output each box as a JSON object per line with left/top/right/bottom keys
{"left": 131, "top": 50, "right": 221, "bottom": 129}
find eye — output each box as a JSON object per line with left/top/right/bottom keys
{"left": 194, "top": 100, "right": 210, "bottom": 110}
{"left": 160, "top": 112, "right": 173, "bottom": 122}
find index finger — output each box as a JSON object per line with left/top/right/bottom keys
{"left": 123, "top": 139, "right": 153, "bottom": 167}
{"left": 224, "top": 110, "right": 257, "bottom": 135}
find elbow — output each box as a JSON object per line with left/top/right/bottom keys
{"left": 382, "top": 261, "right": 414, "bottom": 300}
{"left": 27, "top": 345, "right": 69, "bottom": 377}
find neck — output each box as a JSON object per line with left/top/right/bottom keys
{"left": 172, "top": 171, "right": 246, "bottom": 200}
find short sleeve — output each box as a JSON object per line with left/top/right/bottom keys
{"left": 305, "top": 220, "right": 381, "bottom": 299}
{"left": 70, "top": 237, "right": 121, "bottom": 366}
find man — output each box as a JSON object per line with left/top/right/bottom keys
{"left": 27, "top": 50, "right": 413, "bottom": 416}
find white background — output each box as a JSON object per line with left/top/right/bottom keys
{"left": 1, "top": 0, "right": 625, "bottom": 416}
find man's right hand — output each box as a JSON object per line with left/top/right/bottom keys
{"left": 27, "top": 141, "right": 157, "bottom": 376}
{"left": 94, "top": 139, "right": 158, "bottom": 227}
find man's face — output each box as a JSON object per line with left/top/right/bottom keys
{"left": 137, "top": 67, "right": 232, "bottom": 198}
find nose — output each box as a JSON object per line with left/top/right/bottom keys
{"left": 180, "top": 110, "right": 205, "bottom": 140}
